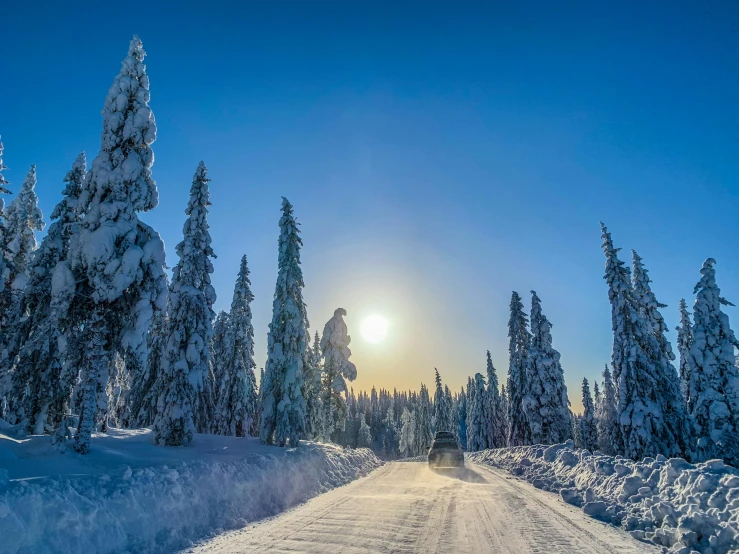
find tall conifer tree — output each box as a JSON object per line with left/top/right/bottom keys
{"left": 153, "top": 162, "right": 216, "bottom": 446}
{"left": 688, "top": 259, "right": 739, "bottom": 465}
{"left": 414, "top": 384, "right": 434, "bottom": 454}
{"left": 303, "top": 331, "right": 323, "bottom": 439}
{"left": 209, "top": 310, "right": 230, "bottom": 403}
{"left": 632, "top": 251, "right": 692, "bottom": 456}
{"left": 499, "top": 383, "right": 509, "bottom": 445}
{"left": 8, "top": 154, "right": 85, "bottom": 433}
{"left": 399, "top": 407, "right": 415, "bottom": 457}
{"left": 456, "top": 387, "right": 468, "bottom": 450}
{"left": 507, "top": 291, "right": 531, "bottom": 446}
{"left": 69, "top": 37, "right": 167, "bottom": 453}
{"left": 467, "top": 373, "right": 488, "bottom": 451}
{"left": 601, "top": 224, "right": 688, "bottom": 459}
{"left": 0, "top": 139, "right": 12, "bottom": 298}
{"left": 0, "top": 140, "right": 12, "bottom": 386}
{"left": 319, "top": 308, "right": 357, "bottom": 441}
{"left": 485, "top": 352, "right": 505, "bottom": 448}
{"left": 433, "top": 368, "right": 452, "bottom": 432}
{"left": 525, "top": 291, "right": 571, "bottom": 445}
{"left": 215, "top": 255, "right": 259, "bottom": 437}
{"left": 596, "top": 364, "right": 618, "bottom": 455}
{"left": 129, "top": 303, "right": 168, "bottom": 427}
{"left": 443, "top": 385, "right": 454, "bottom": 434}
{"left": 259, "top": 198, "right": 308, "bottom": 446}
{"left": 580, "top": 378, "right": 598, "bottom": 450}
{"left": 676, "top": 299, "right": 693, "bottom": 407}
{"left": 4, "top": 165, "right": 44, "bottom": 296}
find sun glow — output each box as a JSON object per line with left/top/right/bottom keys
{"left": 361, "top": 314, "right": 389, "bottom": 343}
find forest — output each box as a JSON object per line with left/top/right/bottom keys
{"left": 1, "top": 36, "right": 738, "bottom": 471}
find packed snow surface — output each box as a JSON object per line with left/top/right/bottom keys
{"left": 469, "top": 441, "right": 739, "bottom": 554}
{"left": 0, "top": 424, "right": 380, "bottom": 553}
{"left": 186, "top": 460, "right": 654, "bottom": 553}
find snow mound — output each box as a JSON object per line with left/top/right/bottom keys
{"left": 469, "top": 442, "right": 739, "bottom": 554}
{"left": 0, "top": 427, "right": 381, "bottom": 553}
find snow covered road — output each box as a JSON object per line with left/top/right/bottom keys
{"left": 186, "top": 461, "right": 656, "bottom": 553}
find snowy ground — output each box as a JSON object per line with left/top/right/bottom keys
{"left": 6, "top": 428, "right": 732, "bottom": 554}
{"left": 469, "top": 442, "right": 739, "bottom": 554}
{"left": 0, "top": 424, "right": 380, "bottom": 553}
{"left": 185, "top": 460, "right": 655, "bottom": 553}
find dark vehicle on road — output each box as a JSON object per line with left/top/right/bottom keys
{"left": 427, "top": 431, "right": 464, "bottom": 468}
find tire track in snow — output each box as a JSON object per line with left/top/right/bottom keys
{"left": 184, "top": 461, "right": 657, "bottom": 553}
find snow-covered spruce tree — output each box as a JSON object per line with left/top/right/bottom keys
{"left": 0, "top": 141, "right": 11, "bottom": 415}
{"left": 467, "top": 372, "right": 488, "bottom": 452}
{"left": 433, "top": 368, "right": 452, "bottom": 432}
{"left": 252, "top": 366, "right": 264, "bottom": 433}
{"left": 525, "top": 291, "right": 571, "bottom": 445}
{"left": 0, "top": 140, "right": 13, "bottom": 316}
{"left": 340, "top": 387, "right": 359, "bottom": 447}
{"left": 499, "top": 383, "right": 509, "bottom": 444}
{"left": 304, "top": 331, "right": 323, "bottom": 440}
{"left": 580, "top": 378, "right": 598, "bottom": 451}
{"left": 465, "top": 377, "right": 474, "bottom": 447}
{"left": 128, "top": 303, "right": 168, "bottom": 427}
{"left": 153, "top": 162, "right": 216, "bottom": 446}
{"left": 319, "top": 308, "right": 357, "bottom": 441}
{"left": 432, "top": 368, "right": 442, "bottom": 431}
{"left": 259, "top": 198, "right": 309, "bottom": 447}
{"left": 4, "top": 165, "right": 44, "bottom": 308}
{"left": 7, "top": 154, "right": 86, "bottom": 433}
{"left": 593, "top": 382, "right": 600, "bottom": 410}
{"left": 632, "top": 251, "right": 692, "bottom": 455}
{"left": 688, "top": 258, "right": 739, "bottom": 465}
{"left": 444, "top": 385, "right": 454, "bottom": 434}
{"left": 676, "top": 299, "right": 693, "bottom": 408}
{"left": 213, "top": 311, "right": 230, "bottom": 353}
{"left": 456, "top": 387, "right": 467, "bottom": 450}
{"left": 632, "top": 251, "right": 673, "bottom": 358}
{"left": 485, "top": 351, "right": 505, "bottom": 448}
{"left": 381, "top": 401, "right": 399, "bottom": 458}
{"left": 209, "top": 310, "right": 230, "bottom": 401}
{"left": 369, "top": 387, "right": 382, "bottom": 446}
{"left": 0, "top": 140, "right": 12, "bottom": 284}
{"left": 600, "top": 224, "right": 688, "bottom": 459}
{"left": 215, "top": 255, "right": 259, "bottom": 437}
{"left": 2, "top": 166, "right": 46, "bottom": 414}
{"left": 68, "top": 37, "right": 167, "bottom": 454}
{"left": 596, "top": 364, "right": 618, "bottom": 455}
{"left": 357, "top": 417, "right": 372, "bottom": 448}
{"left": 571, "top": 411, "right": 583, "bottom": 449}
{"left": 414, "top": 384, "right": 434, "bottom": 454}
{"left": 399, "top": 406, "right": 415, "bottom": 457}
{"left": 107, "top": 352, "right": 128, "bottom": 428}
{"left": 507, "top": 291, "right": 531, "bottom": 447}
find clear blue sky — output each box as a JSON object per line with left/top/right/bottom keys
{"left": 3, "top": 1, "right": 738, "bottom": 410}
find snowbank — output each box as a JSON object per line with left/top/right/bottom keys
{"left": 468, "top": 441, "right": 739, "bottom": 554}
{"left": 0, "top": 426, "right": 381, "bottom": 553}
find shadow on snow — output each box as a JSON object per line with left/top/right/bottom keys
{"left": 430, "top": 465, "right": 488, "bottom": 484}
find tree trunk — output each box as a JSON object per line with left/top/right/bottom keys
{"left": 74, "top": 304, "right": 109, "bottom": 454}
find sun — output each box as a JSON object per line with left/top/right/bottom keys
{"left": 361, "top": 314, "right": 389, "bottom": 343}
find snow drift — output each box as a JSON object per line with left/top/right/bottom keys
{"left": 469, "top": 441, "right": 739, "bottom": 554}
{"left": 0, "top": 426, "right": 381, "bottom": 553}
